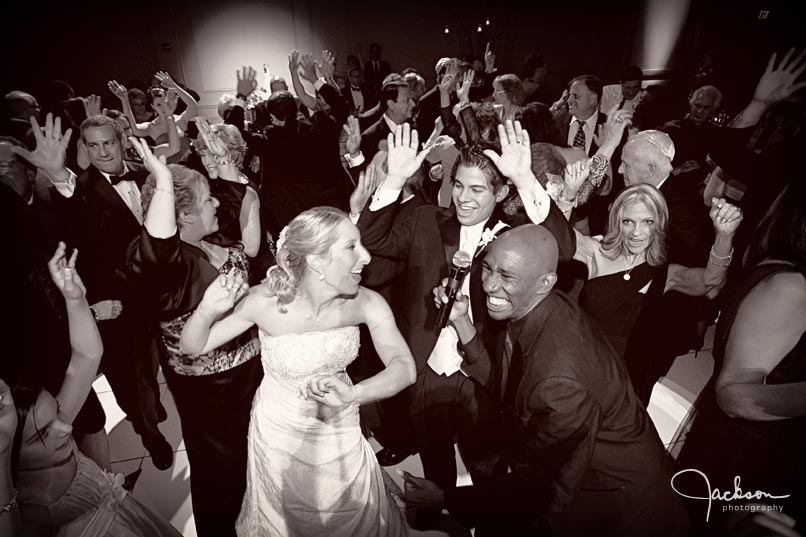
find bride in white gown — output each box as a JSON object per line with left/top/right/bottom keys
{"left": 180, "top": 206, "right": 415, "bottom": 537}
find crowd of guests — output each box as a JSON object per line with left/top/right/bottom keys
{"left": 0, "top": 33, "right": 804, "bottom": 537}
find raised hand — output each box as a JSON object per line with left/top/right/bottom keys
{"left": 154, "top": 71, "right": 178, "bottom": 89}
{"left": 483, "top": 120, "right": 534, "bottom": 190}
{"left": 299, "top": 52, "right": 318, "bottom": 83}
{"left": 710, "top": 198, "right": 743, "bottom": 237}
{"left": 386, "top": 123, "right": 430, "bottom": 187}
{"left": 83, "top": 94, "right": 103, "bottom": 117}
{"left": 349, "top": 164, "right": 380, "bottom": 216}
{"left": 317, "top": 50, "right": 336, "bottom": 80}
{"left": 237, "top": 65, "right": 258, "bottom": 97}
{"left": 438, "top": 61, "right": 459, "bottom": 94}
{"left": 432, "top": 280, "right": 469, "bottom": 322}
{"left": 594, "top": 108, "right": 632, "bottom": 156}
{"left": 753, "top": 48, "right": 806, "bottom": 105}
{"left": 303, "top": 375, "right": 356, "bottom": 407}
{"left": 343, "top": 115, "right": 362, "bottom": 157}
{"left": 128, "top": 136, "right": 171, "bottom": 182}
{"left": 48, "top": 242, "right": 87, "bottom": 301}
{"left": 563, "top": 159, "right": 590, "bottom": 199}
{"left": 11, "top": 113, "right": 71, "bottom": 178}
{"left": 197, "top": 274, "right": 249, "bottom": 318}
{"left": 162, "top": 88, "right": 179, "bottom": 117}
{"left": 107, "top": 80, "right": 128, "bottom": 100}
{"left": 195, "top": 117, "right": 228, "bottom": 157}
{"left": 457, "top": 69, "right": 475, "bottom": 104}
{"left": 484, "top": 42, "right": 496, "bottom": 73}
{"left": 288, "top": 49, "right": 301, "bottom": 71}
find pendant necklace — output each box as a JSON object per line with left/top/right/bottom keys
{"left": 623, "top": 253, "right": 638, "bottom": 281}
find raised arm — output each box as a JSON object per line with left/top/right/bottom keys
{"left": 289, "top": 50, "right": 318, "bottom": 111}
{"left": 48, "top": 243, "right": 103, "bottom": 424}
{"left": 154, "top": 71, "right": 198, "bottom": 131}
{"left": 239, "top": 186, "right": 262, "bottom": 257}
{"left": 716, "top": 270, "right": 806, "bottom": 420}
{"left": 108, "top": 80, "right": 149, "bottom": 137}
{"left": 179, "top": 273, "right": 257, "bottom": 355}
{"left": 665, "top": 199, "right": 742, "bottom": 297}
{"left": 130, "top": 137, "right": 176, "bottom": 239}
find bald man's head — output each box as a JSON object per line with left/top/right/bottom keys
{"left": 619, "top": 131, "right": 674, "bottom": 187}
{"left": 482, "top": 225, "right": 558, "bottom": 321}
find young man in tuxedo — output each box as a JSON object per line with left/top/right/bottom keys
{"left": 12, "top": 113, "right": 172, "bottom": 469}
{"left": 403, "top": 224, "right": 689, "bottom": 537}
{"left": 356, "top": 122, "right": 575, "bottom": 525}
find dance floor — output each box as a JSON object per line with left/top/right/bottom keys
{"left": 98, "top": 325, "right": 715, "bottom": 536}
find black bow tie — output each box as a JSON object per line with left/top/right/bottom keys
{"left": 351, "top": 86, "right": 361, "bottom": 91}
{"left": 109, "top": 171, "right": 136, "bottom": 186}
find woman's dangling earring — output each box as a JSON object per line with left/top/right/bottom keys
{"left": 318, "top": 272, "right": 325, "bottom": 281}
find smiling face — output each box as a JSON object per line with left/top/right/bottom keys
{"left": 452, "top": 165, "right": 508, "bottom": 227}
{"left": 83, "top": 125, "right": 124, "bottom": 175}
{"left": 619, "top": 200, "right": 657, "bottom": 255}
{"left": 568, "top": 80, "right": 597, "bottom": 120}
{"left": 621, "top": 79, "right": 641, "bottom": 101}
{"left": 689, "top": 93, "right": 717, "bottom": 126}
{"left": 194, "top": 138, "right": 218, "bottom": 179}
{"left": 386, "top": 86, "right": 415, "bottom": 123}
{"left": 319, "top": 219, "right": 371, "bottom": 296}
{"left": 18, "top": 390, "right": 74, "bottom": 471}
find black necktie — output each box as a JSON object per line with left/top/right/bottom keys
{"left": 110, "top": 171, "right": 136, "bottom": 186}
{"left": 618, "top": 98, "right": 626, "bottom": 110}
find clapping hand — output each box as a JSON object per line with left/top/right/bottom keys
{"left": 302, "top": 375, "right": 356, "bottom": 407}
{"left": 398, "top": 470, "right": 445, "bottom": 509}
{"left": 753, "top": 48, "right": 806, "bottom": 105}
{"left": 710, "top": 198, "right": 743, "bottom": 237}
{"left": 195, "top": 117, "right": 228, "bottom": 157}
{"left": 197, "top": 274, "right": 249, "bottom": 318}
{"left": 236, "top": 65, "right": 258, "bottom": 98}
{"left": 457, "top": 69, "right": 474, "bottom": 104}
{"left": 107, "top": 80, "right": 128, "bottom": 101}
{"left": 48, "top": 242, "right": 87, "bottom": 301}
{"left": 483, "top": 120, "right": 535, "bottom": 190}
{"left": 11, "top": 113, "right": 71, "bottom": 179}
{"left": 349, "top": 164, "right": 381, "bottom": 216}
{"left": 343, "top": 116, "right": 362, "bottom": 157}
{"left": 128, "top": 136, "right": 171, "bottom": 183}
{"left": 154, "top": 71, "right": 179, "bottom": 90}
{"left": 386, "top": 123, "right": 430, "bottom": 188}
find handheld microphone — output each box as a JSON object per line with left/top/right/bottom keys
{"left": 435, "top": 250, "right": 473, "bottom": 331}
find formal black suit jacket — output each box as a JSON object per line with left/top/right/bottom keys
{"left": 364, "top": 59, "right": 391, "bottom": 95}
{"left": 358, "top": 114, "right": 393, "bottom": 167}
{"left": 447, "top": 291, "right": 690, "bottom": 537}
{"left": 357, "top": 195, "right": 575, "bottom": 371}
{"left": 343, "top": 84, "right": 369, "bottom": 115}
{"left": 52, "top": 163, "right": 146, "bottom": 304}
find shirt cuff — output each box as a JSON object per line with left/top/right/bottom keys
{"left": 232, "top": 98, "right": 246, "bottom": 108}
{"left": 51, "top": 169, "right": 77, "bottom": 198}
{"left": 368, "top": 185, "right": 402, "bottom": 211}
{"left": 349, "top": 212, "right": 360, "bottom": 225}
{"left": 344, "top": 152, "right": 365, "bottom": 168}
{"left": 518, "top": 178, "right": 551, "bottom": 224}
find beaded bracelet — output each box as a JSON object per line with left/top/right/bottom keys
{"left": 575, "top": 154, "right": 609, "bottom": 206}
{"left": 1, "top": 488, "right": 18, "bottom": 516}
{"left": 710, "top": 246, "right": 734, "bottom": 261}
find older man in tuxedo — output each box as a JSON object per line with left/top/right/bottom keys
{"left": 12, "top": 113, "right": 172, "bottom": 469}
{"left": 403, "top": 224, "right": 689, "bottom": 537}
{"left": 357, "top": 122, "right": 575, "bottom": 520}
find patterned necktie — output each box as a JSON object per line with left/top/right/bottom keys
{"left": 572, "top": 119, "right": 586, "bottom": 150}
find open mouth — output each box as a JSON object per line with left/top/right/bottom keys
{"left": 486, "top": 296, "right": 510, "bottom": 311}
{"left": 456, "top": 204, "right": 476, "bottom": 217}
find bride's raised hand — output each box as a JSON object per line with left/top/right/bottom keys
{"left": 303, "top": 375, "right": 356, "bottom": 407}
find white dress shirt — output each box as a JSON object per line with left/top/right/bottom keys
{"left": 350, "top": 86, "right": 365, "bottom": 112}
{"left": 600, "top": 84, "right": 645, "bottom": 115}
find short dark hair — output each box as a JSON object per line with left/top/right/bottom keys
{"left": 522, "top": 52, "right": 545, "bottom": 77}
{"left": 450, "top": 144, "right": 506, "bottom": 193}
{"left": 571, "top": 75, "right": 603, "bottom": 103}
{"left": 379, "top": 75, "right": 406, "bottom": 112}
{"left": 621, "top": 66, "right": 643, "bottom": 82}
{"left": 517, "top": 103, "right": 562, "bottom": 145}
{"left": 266, "top": 90, "right": 298, "bottom": 123}
{"left": 127, "top": 87, "right": 147, "bottom": 102}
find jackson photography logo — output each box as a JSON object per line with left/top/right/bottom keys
{"left": 671, "top": 469, "right": 791, "bottom": 522}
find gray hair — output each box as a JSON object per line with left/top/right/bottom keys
{"left": 690, "top": 85, "right": 723, "bottom": 109}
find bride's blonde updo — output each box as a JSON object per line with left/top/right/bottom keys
{"left": 265, "top": 207, "right": 349, "bottom": 312}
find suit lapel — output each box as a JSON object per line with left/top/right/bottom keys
{"left": 86, "top": 167, "right": 140, "bottom": 230}
{"left": 437, "top": 209, "right": 460, "bottom": 269}
{"left": 469, "top": 212, "right": 509, "bottom": 326}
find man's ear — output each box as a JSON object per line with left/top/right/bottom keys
{"left": 538, "top": 272, "right": 557, "bottom": 295}
{"left": 495, "top": 184, "right": 510, "bottom": 203}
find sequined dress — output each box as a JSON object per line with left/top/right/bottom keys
{"left": 235, "top": 326, "right": 408, "bottom": 537}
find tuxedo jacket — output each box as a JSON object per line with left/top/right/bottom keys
{"left": 447, "top": 291, "right": 690, "bottom": 537}
{"left": 364, "top": 59, "right": 391, "bottom": 94}
{"left": 344, "top": 84, "right": 369, "bottom": 115}
{"left": 556, "top": 111, "right": 608, "bottom": 157}
{"left": 359, "top": 115, "right": 393, "bottom": 166}
{"left": 358, "top": 197, "right": 575, "bottom": 371}
{"left": 51, "top": 163, "right": 147, "bottom": 304}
